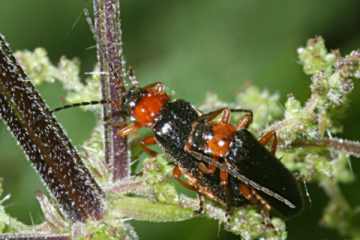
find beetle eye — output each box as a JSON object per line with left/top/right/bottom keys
{"left": 203, "top": 132, "right": 213, "bottom": 140}
{"left": 122, "top": 87, "right": 144, "bottom": 112}
{"left": 190, "top": 124, "right": 212, "bottom": 151}
{"left": 194, "top": 129, "right": 201, "bottom": 137}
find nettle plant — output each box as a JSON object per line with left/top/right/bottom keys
{"left": 0, "top": 1, "right": 360, "bottom": 240}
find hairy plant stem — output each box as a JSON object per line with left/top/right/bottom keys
{"left": 93, "top": 0, "right": 129, "bottom": 180}
{"left": 0, "top": 34, "right": 104, "bottom": 222}
{"left": 289, "top": 138, "right": 360, "bottom": 158}
{"left": 0, "top": 234, "right": 70, "bottom": 240}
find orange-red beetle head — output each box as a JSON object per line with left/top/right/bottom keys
{"left": 123, "top": 82, "right": 170, "bottom": 127}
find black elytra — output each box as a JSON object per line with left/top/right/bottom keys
{"left": 227, "top": 129, "right": 304, "bottom": 218}
{"left": 188, "top": 118, "right": 304, "bottom": 218}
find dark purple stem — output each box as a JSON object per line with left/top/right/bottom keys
{"left": 0, "top": 34, "right": 104, "bottom": 222}
{"left": 93, "top": 0, "right": 111, "bottom": 170}
{"left": 93, "top": 0, "right": 129, "bottom": 180}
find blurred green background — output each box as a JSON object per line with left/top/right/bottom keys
{"left": 0, "top": 0, "right": 359, "bottom": 239}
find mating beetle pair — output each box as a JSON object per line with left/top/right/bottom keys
{"left": 55, "top": 80, "right": 304, "bottom": 219}
{"left": 116, "top": 81, "right": 304, "bottom": 218}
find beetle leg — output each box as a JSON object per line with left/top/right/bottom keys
{"left": 144, "top": 82, "right": 166, "bottom": 94}
{"left": 258, "top": 130, "right": 277, "bottom": 155}
{"left": 185, "top": 143, "right": 221, "bottom": 176}
{"left": 139, "top": 135, "right": 158, "bottom": 157}
{"left": 239, "top": 184, "right": 253, "bottom": 201}
{"left": 195, "top": 194, "right": 206, "bottom": 215}
{"left": 239, "top": 184, "right": 274, "bottom": 227}
{"left": 197, "top": 107, "right": 252, "bottom": 128}
{"left": 220, "top": 169, "right": 233, "bottom": 221}
{"left": 184, "top": 142, "right": 216, "bottom": 174}
{"left": 173, "top": 165, "right": 221, "bottom": 214}
{"left": 172, "top": 165, "right": 198, "bottom": 191}
{"left": 252, "top": 189, "right": 272, "bottom": 215}
{"left": 224, "top": 193, "right": 235, "bottom": 223}
{"left": 220, "top": 168, "right": 231, "bottom": 207}
{"left": 184, "top": 145, "right": 237, "bottom": 211}
{"left": 239, "top": 184, "right": 271, "bottom": 211}
{"left": 220, "top": 108, "right": 232, "bottom": 123}
{"left": 235, "top": 112, "right": 253, "bottom": 130}
{"left": 185, "top": 147, "right": 229, "bottom": 174}
{"left": 116, "top": 123, "right": 141, "bottom": 137}
{"left": 172, "top": 166, "right": 204, "bottom": 214}
{"left": 198, "top": 108, "right": 229, "bottom": 122}
{"left": 260, "top": 209, "right": 274, "bottom": 229}
{"left": 220, "top": 168, "right": 229, "bottom": 186}
{"left": 198, "top": 157, "right": 218, "bottom": 175}
{"left": 197, "top": 107, "right": 253, "bottom": 123}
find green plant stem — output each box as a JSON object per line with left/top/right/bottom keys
{"left": 289, "top": 138, "right": 360, "bottom": 158}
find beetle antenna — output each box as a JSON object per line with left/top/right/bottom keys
{"left": 51, "top": 99, "right": 111, "bottom": 113}
{"left": 187, "top": 149, "right": 296, "bottom": 208}
{"left": 303, "top": 180, "right": 312, "bottom": 207}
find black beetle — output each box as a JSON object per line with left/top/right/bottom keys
{"left": 185, "top": 107, "right": 304, "bottom": 218}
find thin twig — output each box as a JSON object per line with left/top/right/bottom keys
{"left": 288, "top": 138, "right": 360, "bottom": 158}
